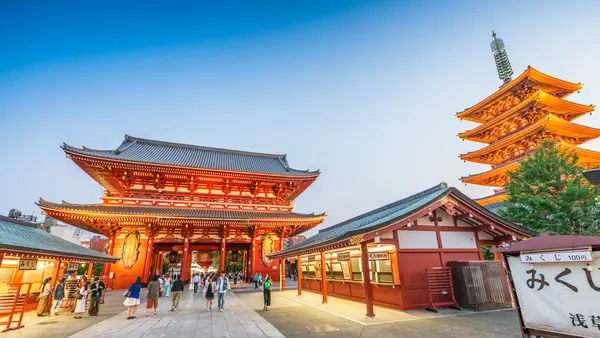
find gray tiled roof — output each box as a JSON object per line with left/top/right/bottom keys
{"left": 271, "top": 183, "right": 535, "bottom": 258}
{"left": 62, "top": 135, "right": 319, "bottom": 176}
{"left": 485, "top": 202, "right": 506, "bottom": 216}
{"left": 37, "top": 200, "right": 325, "bottom": 221}
{"left": 0, "top": 216, "right": 119, "bottom": 262}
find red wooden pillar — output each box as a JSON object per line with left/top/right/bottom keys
{"left": 249, "top": 234, "right": 256, "bottom": 280}
{"left": 142, "top": 235, "right": 154, "bottom": 283}
{"left": 182, "top": 236, "right": 191, "bottom": 281}
{"left": 0, "top": 253, "right": 4, "bottom": 267}
{"left": 52, "top": 259, "right": 62, "bottom": 288}
{"left": 297, "top": 255, "right": 302, "bottom": 296}
{"left": 102, "top": 233, "right": 116, "bottom": 279}
{"left": 86, "top": 262, "right": 93, "bottom": 279}
{"left": 360, "top": 242, "right": 375, "bottom": 317}
{"left": 242, "top": 251, "right": 248, "bottom": 280}
{"left": 280, "top": 234, "right": 286, "bottom": 290}
{"left": 218, "top": 237, "right": 226, "bottom": 273}
{"left": 320, "top": 251, "right": 327, "bottom": 304}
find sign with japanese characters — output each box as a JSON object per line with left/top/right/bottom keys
{"left": 18, "top": 258, "right": 38, "bottom": 270}
{"left": 508, "top": 252, "right": 600, "bottom": 338}
{"left": 368, "top": 252, "right": 389, "bottom": 261}
{"left": 336, "top": 252, "right": 351, "bottom": 261}
{"left": 67, "top": 262, "right": 80, "bottom": 271}
{"left": 520, "top": 250, "right": 593, "bottom": 264}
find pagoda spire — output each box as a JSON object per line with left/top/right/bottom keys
{"left": 490, "top": 31, "right": 514, "bottom": 86}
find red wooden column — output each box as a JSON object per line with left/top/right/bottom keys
{"left": 297, "top": 255, "right": 302, "bottom": 296}
{"left": 0, "top": 253, "right": 4, "bottom": 267}
{"left": 52, "top": 259, "right": 62, "bottom": 288}
{"left": 280, "top": 233, "right": 286, "bottom": 290}
{"left": 249, "top": 232, "right": 257, "bottom": 280}
{"left": 86, "top": 262, "right": 93, "bottom": 279}
{"left": 320, "top": 251, "right": 327, "bottom": 304}
{"left": 242, "top": 251, "right": 248, "bottom": 280}
{"left": 218, "top": 227, "right": 227, "bottom": 272}
{"left": 142, "top": 234, "right": 154, "bottom": 283}
{"left": 360, "top": 242, "right": 375, "bottom": 317}
{"left": 182, "top": 239, "right": 191, "bottom": 281}
{"left": 102, "top": 233, "right": 116, "bottom": 279}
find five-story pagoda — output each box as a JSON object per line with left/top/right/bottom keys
{"left": 38, "top": 135, "right": 325, "bottom": 288}
{"left": 457, "top": 32, "right": 599, "bottom": 206}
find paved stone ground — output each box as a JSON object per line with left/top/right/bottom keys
{"left": 237, "top": 290, "right": 522, "bottom": 338}
{"left": 2, "top": 291, "right": 130, "bottom": 338}
{"left": 67, "top": 291, "right": 284, "bottom": 338}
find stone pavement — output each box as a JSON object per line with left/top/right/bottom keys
{"left": 236, "top": 290, "right": 521, "bottom": 338}
{"left": 67, "top": 290, "right": 284, "bottom": 338}
{"left": 1, "top": 291, "right": 131, "bottom": 338}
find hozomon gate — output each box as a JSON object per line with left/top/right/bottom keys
{"left": 38, "top": 135, "right": 325, "bottom": 289}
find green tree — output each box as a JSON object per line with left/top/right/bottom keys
{"left": 499, "top": 140, "right": 600, "bottom": 235}
{"left": 92, "top": 263, "right": 104, "bottom": 276}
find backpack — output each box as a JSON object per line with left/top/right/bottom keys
{"left": 264, "top": 280, "right": 271, "bottom": 290}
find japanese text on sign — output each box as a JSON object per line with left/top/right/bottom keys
{"left": 18, "top": 258, "right": 38, "bottom": 270}
{"left": 509, "top": 252, "right": 600, "bottom": 338}
{"left": 368, "top": 252, "right": 389, "bottom": 261}
{"left": 336, "top": 252, "right": 351, "bottom": 261}
{"left": 521, "top": 250, "right": 593, "bottom": 264}
{"left": 67, "top": 262, "right": 79, "bottom": 271}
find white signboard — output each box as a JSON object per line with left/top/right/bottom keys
{"left": 508, "top": 252, "right": 600, "bottom": 338}
{"left": 521, "top": 250, "right": 593, "bottom": 264}
{"left": 368, "top": 252, "right": 389, "bottom": 261}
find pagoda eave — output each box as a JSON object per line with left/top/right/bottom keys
{"left": 457, "top": 67, "right": 583, "bottom": 122}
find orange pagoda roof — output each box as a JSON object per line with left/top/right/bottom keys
{"left": 458, "top": 91, "right": 595, "bottom": 144}
{"left": 461, "top": 141, "right": 600, "bottom": 187}
{"left": 476, "top": 192, "right": 509, "bottom": 207}
{"left": 459, "top": 116, "right": 600, "bottom": 165}
{"left": 456, "top": 67, "right": 583, "bottom": 123}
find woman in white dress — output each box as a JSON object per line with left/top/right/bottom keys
{"left": 73, "top": 280, "right": 89, "bottom": 319}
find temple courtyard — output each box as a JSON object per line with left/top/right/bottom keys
{"left": 3, "top": 283, "right": 521, "bottom": 338}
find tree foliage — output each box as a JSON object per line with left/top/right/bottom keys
{"left": 499, "top": 140, "right": 600, "bottom": 235}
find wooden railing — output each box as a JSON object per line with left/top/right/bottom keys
{"left": 0, "top": 283, "right": 32, "bottom": 332}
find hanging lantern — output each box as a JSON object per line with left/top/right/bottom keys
{"left": 197, "top": 252, "right": 213, "bottom": 267}
{"left": 230, "top": 250, "right": 239, "bottom": 263}
{"left": 165, "top": 250, "right": 182, "bottom": 265}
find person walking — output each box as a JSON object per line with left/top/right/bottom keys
{"left": 74, "top": 280, "right": 89, "bottom": 319}
{"left": 50, "top": 278, "right": 65, "bottom": 316}
{"left": 170, "top": 275, "right": 184, "bottom": 311}
{"left": 124, "top": 277, "right": 142, "bottom": 319}
{"left": 158, "top": 275, "right": 164, "bottom": 296}
{"left": 145, "top": 275, "right": 160, "bottom": 317}
{"left": 163, "top": 275, "right": 171, "bottom": 297}
{"left": 36, "top": 277, "right": 52, "bottom": 316}
{"left": 193, "top": 273, "right": 200, "bottom": 293}
{"left": 263, "top": 273, "right": 272, "bottom": 311}
{"left": 88, "top": 277, "right": 100, "bottom": 316}
{"left": 203, "top": 276, "right": 216, "bottom": 312}
{"left": 253, "top": 273, "right": 259, "bottom": 289}
{"left": 216, "top": 271, "right": 230, "bottom": 312}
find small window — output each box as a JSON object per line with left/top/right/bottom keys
{"left": 350, "top": 257, "right": 362, "bottom": 281}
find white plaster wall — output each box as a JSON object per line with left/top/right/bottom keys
{"left": 397, "top": 230, "right": 439, "bottom": 249}
{"left": 440, "top": 231, "right": 477, "bottom": 249}
{"left": 418, "top": 215, "right": 435, "bottom": 226}
{"left": 379, "top": 232, "right": 394, "bottom": 239}
{"left": 436, "top": 208, "right": 455, "bottom": 226}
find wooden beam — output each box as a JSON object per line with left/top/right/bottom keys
{"left": 453, "top": 213, "right": 473, "bottom": 221}
{"left": 473, "top": 224, "right": 492, "bottom": 232}
{"left": 495, "top": 235, "right": 515, "bottom": 242}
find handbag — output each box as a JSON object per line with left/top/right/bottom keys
{"left": 124, "top": 290, "right": 131, "bottom": 298}
{"left": 77, "top": 293, "right": 84, "bottom": 300}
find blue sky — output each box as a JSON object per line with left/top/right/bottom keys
{"left": 2, "top": 1, "right": 600, "bottom": 236}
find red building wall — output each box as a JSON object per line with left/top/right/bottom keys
{"left": 109, "top": 236, "right": 150, "bottom": 290}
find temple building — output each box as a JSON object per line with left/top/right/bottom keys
{"left": 38, "top": 135, "right": 325, "bottom": 289}
{"left": 457, "top": 32, "right": 599, "bottom": 206}
{"left": 270, "top": 183, "right": 534, "bottom": 314}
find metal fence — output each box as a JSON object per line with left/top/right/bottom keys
{"left": 448, "top": 261, "right": 513, "bottom": 311}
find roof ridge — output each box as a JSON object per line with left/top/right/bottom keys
{"left": 123, "top": 135, "right": 287, "bottom": 159}
{"left": 318, "top": 183, "right": 448, "bottom": 234}
{"left": 0, "top": 215, "right": 40, "bottom": 228}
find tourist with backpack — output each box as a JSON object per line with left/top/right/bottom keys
{"left": 253, "top": 273, "right": 259, "bottom": 289}
{"left": 263, "top": 273, "right": 272, "bottom": 311}
{"left": 216, "top": 271, "right": 230, "bottom": 312}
